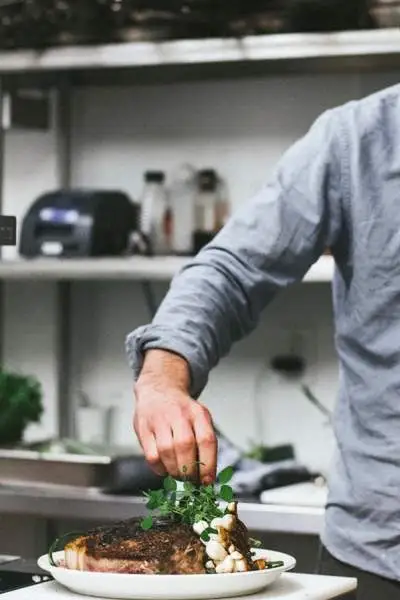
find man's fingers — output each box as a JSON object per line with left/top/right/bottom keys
{"left": 171, "top": 420, "right": 198, "bottom": 480}
{"left": 154, "top": 422, "right": 179, "bottom": 478}
{"left": 138, "top": 426, "right": 166, "bottom": 476}
{"left": 192, "top": 405, "right": 218, "bottom": 485}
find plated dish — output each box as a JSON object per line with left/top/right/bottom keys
{"left": 38, "top": 465, "right": 296, "bottom": 599}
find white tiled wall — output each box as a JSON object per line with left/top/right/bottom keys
{"left": 2, "top": 68, "right": 398, "bottom": 473}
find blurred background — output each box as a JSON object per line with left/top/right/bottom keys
{"left": 0, "top": 0, "right": 397, "bottom": 575}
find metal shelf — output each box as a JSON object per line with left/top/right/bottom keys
{"left": 0, "top": 255, "right": 333, "bottom": 282}
{"left": 0, "top": 29, "right": 400, "bottom": 80}
{"left": 0, "top": 482, "right": 325, "bottom": 534}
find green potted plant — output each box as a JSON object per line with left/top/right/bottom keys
{"left": 0, "top": 371, "right": 43, "bottom": 446}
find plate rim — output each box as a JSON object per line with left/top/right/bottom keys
{"left": 38, "top": 548, "right": 296, "bottom": 578}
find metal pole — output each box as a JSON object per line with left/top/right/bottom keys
{"left": 55, "top": 78, "right": 74, "bottom": 439}
{"left": 0, "top": 77, "right": 6, "bottom": 369}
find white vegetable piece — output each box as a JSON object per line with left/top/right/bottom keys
{"left": 193, "top": 520, "right": 208, "bottom": 536}
{"left": 235, "top": 559, "right": 248, "bottom": 572}
{"left": 221, "top": 514, "right": 235, "bottom": 531}
{"left": 227, "top": 502, "right": 236, "bottom": 514}
{"left": 230, "top": 551, "right": 243, "bottom": 560}
{"left": 210, "top": 517, "right": 223, "bottom": 529}
{"left": 205, "top": 540, "right": 228, "bottom": 562}
{"left": 205, "top": 560, "right": 215, "bottom": 570}
{"left": 228, "top": 545, "right": 235, "bottom": 554}
{"left": 215, "top": 555, "right": 235, "bottom": 574}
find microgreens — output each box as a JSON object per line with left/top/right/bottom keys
{"left": 140, "top": 464, "right": 235, "bottom": 538}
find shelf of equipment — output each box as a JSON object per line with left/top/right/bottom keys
{"left": 0, "top": 255, "right": 334, "bottom": 282}
{"left": 0, "top": 26, "right": 376, "bottom": 442}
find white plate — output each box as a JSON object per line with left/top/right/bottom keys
{"left": 38, "top": 548, "right": 296, "bottom": 600}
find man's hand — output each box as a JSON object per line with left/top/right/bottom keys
{"left": 134, "top": 350, "right": 218, "bottom": 485}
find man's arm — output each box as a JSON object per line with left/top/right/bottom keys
{"left": 127, "top": 107, "right": 346, "bottom": 482}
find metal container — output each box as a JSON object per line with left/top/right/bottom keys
{"left": 0, "top": 439, "right": 133, "bottom": 488}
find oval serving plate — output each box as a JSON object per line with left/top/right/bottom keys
{"left": 38, "top": 548, "right": 296, "bottom": 600}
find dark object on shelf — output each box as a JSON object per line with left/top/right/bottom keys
{"left": 260, "top": 465, "right": 318, "bottom": 491}
{"left": 102, "top": 455, "right": 164, "bottom": 495}
{"left": 0, "top": 1, "right": 112, "bottom": 50}
{"left": 3, "top": 90, "right": 51, "bottom": 132}
{"left": 19, "top": 189, "right": 140, "bottom": 258}
{"left": 0, "top": 0, "right": 231, "bottom": 49}
{"left": 193, "top": 230, "right": 214, "bottom": 254}
{"left": 270, "top": 354, "right": 306, "bottom": 377}
{"left": 0, "top": 216, "right": 16, "bottom": 247}
{"left": 227, "top": 0, "right": 288, "bottom": 36}
{"left": 285, "top": 0, "right": 374, "bottom": 32}
{"left": 370, "top": 0, "right": 400, "bottom": 28}
{"left": 114, "top": 0, "right": 230, "bottom": 42}
{"left": 0, "top": 0, "right": 377, "bottom": 51}
{"left": 0, "top": 371, "right": 43, "bottom": 446}
{"left": 193, "top": 169, "right": 222, "bottom": 253}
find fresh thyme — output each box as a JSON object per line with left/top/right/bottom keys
{"left": 140, "top": 465, "right": 235, "bottom": 541}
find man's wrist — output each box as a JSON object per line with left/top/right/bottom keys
{"left": 137, "top": 349, "right": 191, "bottom": 394}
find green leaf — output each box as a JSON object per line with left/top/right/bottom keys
{"left": 146, "top": 489, "right": 165, "bottom": 510}
{"left": 163, "top": 476, "right": 177, "bottom": 492}
{"left": 219, "top": 485, "right": 234, "bottom": 502}
{"left": 217, "top": 466, "right": 234, "bottom": 485}
{"left": 200, "top": 527, "right": 218, "bottom": 542}
{"left": 146, "top": 497, "right": 159, "bottom": 510}
{"left": 141, "top": 516, "right": 154, "bottom": 530}
{"left": 266, "top": 561, "right": 284, "bottom": 570}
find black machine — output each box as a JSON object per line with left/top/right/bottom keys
{"left": 19, "top": 189, "right": 139, "bottom": 258}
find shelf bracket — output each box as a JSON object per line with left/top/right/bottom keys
{"left": 0, "top": 77, "right": 5, "bottom": 368}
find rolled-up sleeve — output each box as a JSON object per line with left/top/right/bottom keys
{"left": 126, "top": 107, "right": 345, "bottom": 398}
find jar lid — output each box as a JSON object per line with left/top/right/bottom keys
{"left": 145, "top": 171, "right": 165, "bottom": 183}
{"left": 198, "top": 169, "right": 218, "bottom": 191}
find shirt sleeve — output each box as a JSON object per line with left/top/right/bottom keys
{"left": 125, "top": 108, "right": 345, "bottom": 398}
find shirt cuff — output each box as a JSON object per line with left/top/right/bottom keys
{"left": 125, "top": 325, "right": 209, "bottom": 399}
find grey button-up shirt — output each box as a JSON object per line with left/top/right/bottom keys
{"left": 126, "top": 84, "right": 400, "bottom": 581}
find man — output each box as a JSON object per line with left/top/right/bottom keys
{"left": 126, "top": 84, "right": 400, "bottom": 599}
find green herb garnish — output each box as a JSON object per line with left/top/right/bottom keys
{"left": 249, "top": 537, "right": 262, "bottom": 548}
{"left": 140, "top": 464, "right": 235, "bottom": 531}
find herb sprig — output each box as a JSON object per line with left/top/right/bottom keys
{"left": 141, "top": 465, "right": 235, "bottom": 541}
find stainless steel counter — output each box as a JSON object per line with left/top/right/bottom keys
{"left": 0, "top": 482, "right": 324, "bottom": 535}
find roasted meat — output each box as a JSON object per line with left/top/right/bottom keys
{"left": 63, "top": 502, "right": 263, "bottom": 575}
{"left": 64, "top": 517, "right": 206, "bottom": 574}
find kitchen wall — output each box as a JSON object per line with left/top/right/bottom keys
{"left": 2, "top": 68, "right": 398, "bottom": 474}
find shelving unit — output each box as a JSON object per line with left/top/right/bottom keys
{"left": 0, "top": 255, "right": 334, "bottom": 282}
{"left": 0, "top": 27, "right": 392, "bottom": 440}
